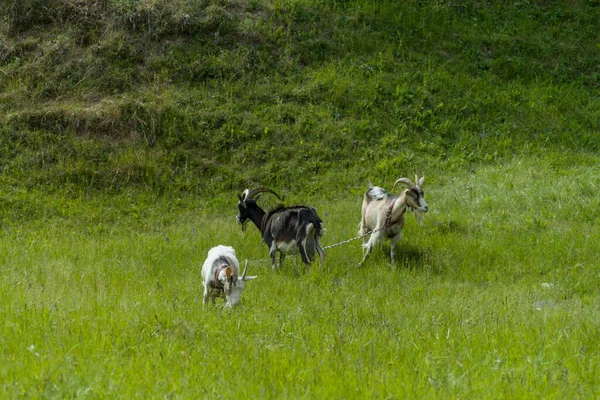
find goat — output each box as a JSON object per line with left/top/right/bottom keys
{"left": 236, "top": 187, "right": 326, "bottom": 269}
{"left": 201, "top": 245, "right": 257, "bottom": 308}
{"left": 358, "top": 176, "right": 429, "bottom": 267}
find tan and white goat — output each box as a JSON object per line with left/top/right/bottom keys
{"left": 201, "top": 245, "right": 257, "bottom": 308}
{"left": 358, "top": 176, "right": 428, "bottom": 266}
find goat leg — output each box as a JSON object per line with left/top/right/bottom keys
{"left": 390, "top": 232, "right": 403, "bottom": 267}
{"left": 358, "top": 231, "right": 380, "bottom": 266}
{"left": 300, "top": 247, "right": 310, "bottom": 265}
{"left": 358, "top": 245, "right": 372, "bottom": 266}
{"left": 203, "top": 287, "right": 210, "bottom": 307}
{"left": 269, "top": 242, "right": 278, "bottom": 269}
{"left": 279, "top": 253, "right": 286, "bottom": 269}
{"left": 316, "top": 243, "right": 326, "bottom": 268}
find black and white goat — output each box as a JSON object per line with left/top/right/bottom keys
{"left": 358, "top": 176, "right": 429, "bottom": 266}
{"left": 201, "top": 245, "right": 257, "bottom": 308}
{"left": 236, "top": 187, "right": 326, "bottom": 269}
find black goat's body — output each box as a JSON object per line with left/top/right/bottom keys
{"left": 237, "top": 189, "right": 326, "bottom": 269}
{"left": 263, "top": 206, "right": 325, "bottom": 265}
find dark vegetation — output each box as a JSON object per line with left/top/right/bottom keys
{"left": 1, "top": 0, "right": 598, "bottom": 203}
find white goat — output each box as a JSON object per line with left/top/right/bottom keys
{"left": 201, "top": 245, "right": 257, "bottom": 308}
{"left": 358, "top": 176, "right": 429, "bottom": 266}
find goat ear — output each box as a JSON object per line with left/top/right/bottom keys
{"left": 239, "top": 189, "right": 251, "bottom": 203}
{"left": 243, "top": 275, "right": 258, "bottom": 281}
{"left": 418, "top": 176, "right": 425, "bottom": 187}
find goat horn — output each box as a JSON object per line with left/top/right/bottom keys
{"left": 241, "top": 259, "right": 248, "bottom": 280}
{"left": 246, "top": 187, "right": 282, "bottom": 200}
{"left": 392, "top": 178, "right": 416, "bottom": 191}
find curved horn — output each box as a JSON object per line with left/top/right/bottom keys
{"left": 246, "top": 187, "right": 282, "bottom": 200}
{"left": 241, "top": 259, "right": 248, "bottom": 280}
{"left": 392, "top": 178, "right": 416, "bottom": 192}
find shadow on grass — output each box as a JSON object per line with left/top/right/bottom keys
{"left": 396, "top": 244, "right": 427, "bottom": 266}
{"left": 362, "top": 243, "right": 440, "bottom": 274}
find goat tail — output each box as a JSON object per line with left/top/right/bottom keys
{"left": 299, "top": 223, "right": 317, "bottom": 264}
{"left": 361, "top": 232, "right": 377, "bottom": 250}
{"left": 306, "top": 223, "right": 314, "bottom": 236}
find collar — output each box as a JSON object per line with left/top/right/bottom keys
{"left": 214, "top": 264, "right": 231, "bottom": 288}
{"left": 385, "top": 198, "right": 398, "bottom": 227}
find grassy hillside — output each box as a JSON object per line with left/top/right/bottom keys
{"left": 1, "top": 0, "right": 599, "bottom": 201}
{"left": 1, "top": 1, "right": 600, "bottom": 398}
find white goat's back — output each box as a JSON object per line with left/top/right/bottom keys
{"left": 201, "top": 245, "right": 240, "bottom": 281}
{"left": 364, "top": 187, "right": 389, "bottom": 201}
{"left": 361, "top": 187, "right": 394, "bottom": 230}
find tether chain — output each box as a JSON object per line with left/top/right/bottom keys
{"left": 248, "top": 224, "right": 389, "bottom": 264}
{"left": 322, "top": 224, "right": 388, "bottom": 250}
{"left": 324, "top": 200, "right": 403, "bottom": 250}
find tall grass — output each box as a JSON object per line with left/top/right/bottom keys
{"left": 1, "top": 157, "right": 599, "bottom": 397}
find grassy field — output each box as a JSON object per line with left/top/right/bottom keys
{"left": 1, "top": 0, "right": 600, "bottom": 398}
{"left": 1, "top": 156, "right": 599, "bottom": 398}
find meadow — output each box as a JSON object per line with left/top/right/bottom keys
{"left": 1, "top": 0, "right": 600, "bottom": 398}
{"left": 1, "top": 156, "right": 599, "bottom": 398}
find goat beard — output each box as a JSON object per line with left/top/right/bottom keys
{"left": 241, "top": 220, "right": 248, "bottom": 235}
{"left": 413, "top": 210, "right": 425, "bottom": 226}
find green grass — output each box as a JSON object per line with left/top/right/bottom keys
{"left": 1, "top": 0, "right": 600, "bottom": 397}
{"left": 1, "top": 157, "right": 599, "bottom": 398}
